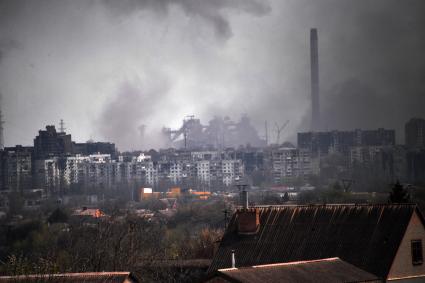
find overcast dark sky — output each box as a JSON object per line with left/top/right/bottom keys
{"left": 1, "top": 0, "right": 425, "bottom": 150}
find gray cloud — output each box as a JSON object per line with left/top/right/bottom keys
{"left": 0, "top": 39, "right": 19, "bottom": 64}
{"left": 102, "top": 0, "right": 271, "bottom": 39}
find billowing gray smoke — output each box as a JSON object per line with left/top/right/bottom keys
{"left": 102, "top": 0, "right": 271, "bottom": 39}
{"left": 97, "top": 78, "right": 171, "bottom": 150}
{"left": 1, "top": 0, "right": 425, "bottom": 149}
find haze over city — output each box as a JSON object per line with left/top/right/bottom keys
{"left": 1, "top": 0, "right": 425, "bottom": 150}
{"left": 2, "top": 1, "right": 425, "bottom": 282}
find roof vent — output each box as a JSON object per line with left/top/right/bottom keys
{"left": 231, "top": 250, "right": 236, "bottom": 268}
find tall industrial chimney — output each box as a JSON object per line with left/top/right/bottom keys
{"left": 0, "top": 94, "right": 4, "bottom": 150}
{"left": 310, "top": 28, "right": 320, "bottom": 131}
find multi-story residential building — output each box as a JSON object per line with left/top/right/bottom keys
{"left": 222, "top": 159, "right": 244, "bottom": 186}
{"left": 63, "top": 155, "right": 89, "bottom": 185}
{"left": 349, "top": 145, "right": 409, "bottom": 183}
{"left": 196, "top": 160, "right": 211, "bottom": 184}
{"left": 349, "top": 146, "right": 387, "bottom": 165}
{"left": 34, "top": 125, "right": 73, "bottom": 159}
{"left": 86, "top": 154, "right": 112, "bottom": 188}
{"left": 191, "top": 151, "right": 220, "bottom": 161}
{"left": 265, "top": 146, "right": 313, "bottom": 184}
{"left": 0, "top": 146, "right": 33, "bottom": 191}
{"left": 298, "top": 128, "right": 396, "bottom": 157}
{"left": 34, "top": 158, "right": 62, "bottom": 194}
{"left": 73, "top": 141, "right": 116, "bottom": 157}
{"left": 407, "top": 149, "right": 425, "bottom": 184}
{"left": 142, "top": 160, "right": 158, "bottom": 186}
{"left": 193, "top": 158, "right": 244, "bottom": 187}
{"left": 405, "top": 118, "right": 425, "bottom": 148}
{"left": 169, "top": 162, "right": 183, "bottom": 183}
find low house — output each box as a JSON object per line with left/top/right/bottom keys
{"left": 206, "top": 257, "right": 381, "bottom": 283}
{"left": 72, "top": 207, "right": 105, "bottom": 218}
{"left": 0, "top": 271, "right": 138, "bottom": 282}
{"left": 209, "top": 204, "right": 425, "bottom": 282}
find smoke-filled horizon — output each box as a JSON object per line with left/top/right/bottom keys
{"left": 1, "top": 0, "right": 425, "bottom": 150}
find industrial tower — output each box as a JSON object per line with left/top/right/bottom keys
{"left": 310, "top": 28, "right": 320, "bottom": 131}
{"left": 59, "top": 119, "right": 66, "bottom": 133}
{"left": 0, "top": 95, "right": 4, "bottom": 150}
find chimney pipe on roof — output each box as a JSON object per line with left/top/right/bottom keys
{"left": 237, "top": 183, "right": 249, "bottom": 209}
{"left": 242, "top": 190, "right": 248, "bottom": 209}
{"left": 231, "top": 250, "right": 235, "bottom": 268}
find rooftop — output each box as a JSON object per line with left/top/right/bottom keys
{"left": 214, "top": 257, "right": 381, "bottom": 283}
{"left": 0, "top": 272, "right": 137, "bottom": 283}
{"left": 209, "top": 203, "right": 423, "bottom": 279}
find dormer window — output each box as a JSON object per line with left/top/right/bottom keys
{"left": 411, "top": 239, "right": 423, "bottom": 265}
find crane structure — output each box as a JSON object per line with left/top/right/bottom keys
{"left": 274, "top": 120, "right": 289, "bottom": 145}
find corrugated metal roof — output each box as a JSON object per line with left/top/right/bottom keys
{"left": 0, "top": 272, "right": 136, "bottom": 282}
{"left": 214, "top": 257, "right": 382, "bottom": 283}
{"left": 209, "top": 204, "right": 421, "bottom": 279}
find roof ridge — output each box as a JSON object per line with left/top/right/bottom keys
{"left": 0, "top": 272, "right": 131, "bottom": 279}
{"left": 218, "top": 258, "right": 341, "bottom": 272}
{"left": 252, "top": 257, "right": 340, "bottom": 268}
{"left": 236, "top": 203, "right": 417, "bottom": 210}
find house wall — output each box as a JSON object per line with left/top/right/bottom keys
{"left": 388, "top": 211, "right": 425, "bottom": 280}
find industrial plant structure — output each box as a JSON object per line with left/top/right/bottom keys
{"left": 162, "top": 115, "right": 266, "bottom": 149}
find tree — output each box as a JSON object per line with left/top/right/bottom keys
{"left": 281, "top": 192, "right": 290, "bottom": 203}
{"left": 48, "top": 208, "right": 69, "bottom": 224}
{"left": 389, "top": 181, "right": 410, "bottom": 203}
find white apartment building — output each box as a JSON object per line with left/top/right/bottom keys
{"left": 197, "top": 160, "right": 211, "bottom": 184}
{"left": 222, "top": 159, "right": 244, "bottom": 186}
{"left": 269, "top": 147, "right": 312, "bottom": 184}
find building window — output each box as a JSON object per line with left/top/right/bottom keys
{"left": 411, "top": 240, "right": 423, "bottom": 265}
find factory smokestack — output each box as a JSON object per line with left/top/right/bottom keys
{"left": 310, "top": 28, "right": 320, "bottom": 131}
{"left": 0, "top": 94, "right": 4, "bottom": 150}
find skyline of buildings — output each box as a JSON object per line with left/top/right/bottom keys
{"left": 0, "top": 117, "right": 424, "bottom": 196}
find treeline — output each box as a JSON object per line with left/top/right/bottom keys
{"left": 0, "top": 200, "right": 225, "bottom": 278}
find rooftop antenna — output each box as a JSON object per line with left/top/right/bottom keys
{"left": 274, "top": 120, "right": 289, "bottom": 145}
{"left": 59, "top": 119, "right": 66, "bottom": 133}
